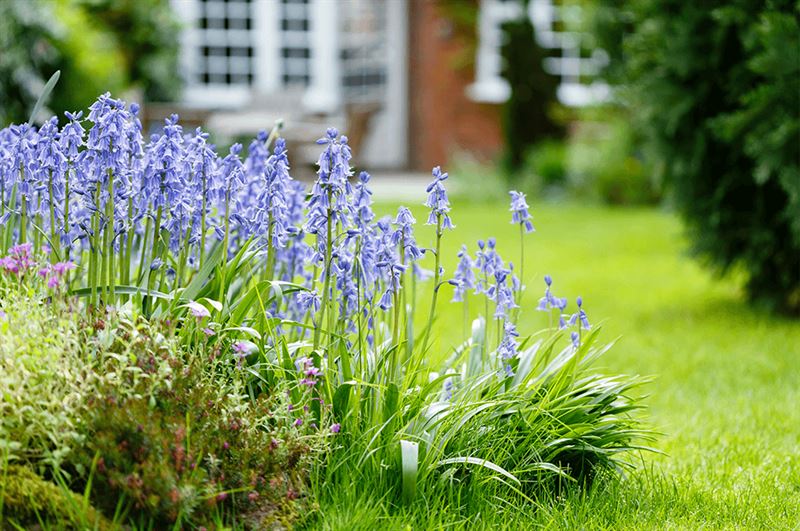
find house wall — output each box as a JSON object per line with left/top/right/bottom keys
{"left": 407, "top": 0, "right": 504, "bottom": 171}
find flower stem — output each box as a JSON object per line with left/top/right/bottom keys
{"left": 313, "top": 199, "right": 333, "bottom": 352}
{"left": 420, "top": 215, "right": 443, "bottom": 355}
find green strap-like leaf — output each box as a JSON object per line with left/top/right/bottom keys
{"left": 28, "top": 71, "right": 61, "bottom": 125}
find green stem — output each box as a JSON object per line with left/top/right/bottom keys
{"left": 48, "top": 170, "right": 59, "bottom": 260}
{"left": 122, "top": 196, "right": 133, "bottom": 286}
{"left": 312, "top": 199, "right": 333, "bottom": 352}
{"left": 90, "top": 185, "right": 101, "bottom": 308}
{"left": 145, "top": 204, "right": 163, "bottom": 313}
{"left": 217, "top": 185, "right": 231, "bottom": 307}
{"left": 33, "top": 196, "right": 41, "bottom": 253}
{"left": 200, "top": 167, "right": 207, "bottom": 269}
{"left": 137, "top": 216, "right": 151, "bottom": 284}
{"left": 106, "top": 169, "right": 115, "bottom": 303}
{"left": 63, "top": 164, "right": 71, "bottom": 260}
{"left": 420, "top": 215, "right": 443, "bottom": 355}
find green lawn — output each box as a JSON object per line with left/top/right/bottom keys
{"left": 347, "top": 200, "right": 800, "bottom": 530}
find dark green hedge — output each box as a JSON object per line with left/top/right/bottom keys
{"left": 616, "top": 1, "right": 800, "bottom": 313}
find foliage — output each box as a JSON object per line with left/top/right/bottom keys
{"left": 500, "top": 1, "right": 565, "bottom": 176}
{"left": 0, "top": 94, "right": 653, "bottom": 524}
{"left": 524, "top": 139, "right": 568, "bottom": 192}
{"left": 568, "top": 112, "right": 660, "bottom": 205}
{"left": 80, "top": 0, "right": 181, "bottom": 102}
{"left": 0, "top": 274, "right": 88, "bottom": 471}
{"left": 610, "top": 0, "right": 800, "bottom": 312}
{"left": 0, "top": 465, "right": 111, "bottom": 530}
{"left": 0, "top": 0, "right": 179, "bottom": 126}
{"left": 75, "top": 345, "right": 311, "bottom": 528}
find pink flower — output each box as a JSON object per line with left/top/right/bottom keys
{"left": 187, "top": 300, "right": 210, "bottom": 320}
{"left": 1, "top": 257, "right": 20, "bottom": 275}
{"left": 52, "top": 261, "right": 76, "bottom": 276}
{"left": 233, "top": 341, "right": 256, "bottom": 357}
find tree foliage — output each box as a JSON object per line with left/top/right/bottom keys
{"left": 500, "top": 2, "right": 564, "bottom": 176}
{"left": 0, "top": 0, "right": 180, "bottom": 126}
{"left": 609, "top": 0, "right": 800, "bottom": 313}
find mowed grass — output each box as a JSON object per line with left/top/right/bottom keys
{"left": 321, "top": 199, "right": 800, "bottom": 530}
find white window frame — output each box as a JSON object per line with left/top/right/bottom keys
{"left": 468, "top": 0, "right": 610, "bottom": 107}
{"left": 173, "top": 0, "right": 342, "bottom": 111}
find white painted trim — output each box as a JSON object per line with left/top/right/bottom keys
{"left": 253, "top": 0, "right": 280, "bottom": 93}
{"left": 362, "top": 0, "right": 408, "bottom": 168}
{"left": 303, "top": 0, "right": 342, "bottom": 113}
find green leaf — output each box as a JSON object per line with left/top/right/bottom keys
{"left": 28, "top": 70, "right": 60, "bottom": 125}
{"left": 437, "top": 457, "right": 520, "bottom": 485}
{"left": 400, "top": 440, "right": 419, "bottom": 504}
{"left": 182, "top": 241, "right": 224, "bottom": 302}
{"left": 70, "top": 285, "right": 170, "bottom": 300}
{"left": 332, "top": 381, "right": 355, "bottom": 422}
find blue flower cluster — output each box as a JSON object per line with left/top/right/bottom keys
{"left": 0, "top": 93, "right": 590, "bottom": 381}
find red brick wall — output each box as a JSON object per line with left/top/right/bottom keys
{"left": 407, "top": 0, "right": 504, "bottom": 171}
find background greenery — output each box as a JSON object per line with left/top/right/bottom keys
{"left": 0, "top": 0, "right": 179, "bottom": 125}
{"left": 595, "top": 0, "right": 800, "bottom": 313}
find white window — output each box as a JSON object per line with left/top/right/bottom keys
{"left": 340, "top": 0, "right": 388, "bottom": 103}
{"left": 279, "top": 0, "right": 312, "bottom": 87}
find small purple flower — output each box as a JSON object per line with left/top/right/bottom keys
{"left": 330, "top": 423, "right": 341, "bottom": 434}
{"left": 187, "top": 300, "right": 210, "bottom": 320}
{"left": 294, "top": 418, "right": 303, "bottom": 427}
{"left": 571, "top": 331, "right": 580, "bottom": 349}
{"left": 568, "top": 296, "right": 591, "bottom": 330}
{"left": 232, "top": 341, "right": 257, "bottom": 366}
{"left": 450, "top": 244, "right": 475, "bottom": 302}
{"left": 425, "top": 166, "right": 454, "bottom": 230}
{"left": 52, "top": 261, "right": 76, "bottom": 276}
{"left": 296, "top": 289, "right": 321, "bottom": 315}
{"left": 497, "top": 320, "right": 519, "bottom": 377}
{"left": 509, "top": 190, "right": 535, "bottom": 233}
{"left": 537, "top": 275, "right": 566, "bottom": 312}
{"left": 443, "top": 378, "right": 454, "bottom": 401}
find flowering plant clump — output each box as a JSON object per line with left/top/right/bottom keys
{"left": 0, "top": 94, "right": 652, "bottom": 520}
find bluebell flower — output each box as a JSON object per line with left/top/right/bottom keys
{"left": 497, "top": 320, "right": 519, "bottom": 377}
{"left": 353, "top": 171, "right": 374, "bottom": 229}
{"left": 305, "top": 128, "right": 353, "bottom": 236}
{"left": 449, "top": 244, "right": 476, "bottom": 302}
{"left": 571, "top": 331, "right": 580, "bottom": 349}
{"left": 568, "top": 295, "right": 591, "bottom": 330}
{"left": 509, "top": 190, "right": 534, "bottom": 233}
{"left": 393, "top": 206, "right": 423, "bottom": 263}
{"left": 253, "top": 137, "right": 293, "bottom": 250}
{"left": 490, "top": 266, "right": 518, "bottom": 320}
{"left": 296, "top": 289, "right": 322, "bottom": 315}
{"left": 60, "top": 111, "right": 85, "bottom": 159}
{"left": 425, "top": 166, "right": 454, "bottom": 230}
{"left": 475, "top": 237, "right": 503, "bottom": 294}
{"left": 537, "top": 274, "right": 566, "bottom": 312}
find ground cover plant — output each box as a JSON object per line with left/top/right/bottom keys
{"left": 0, "top": 93, "right": 654, "bottom": 527}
